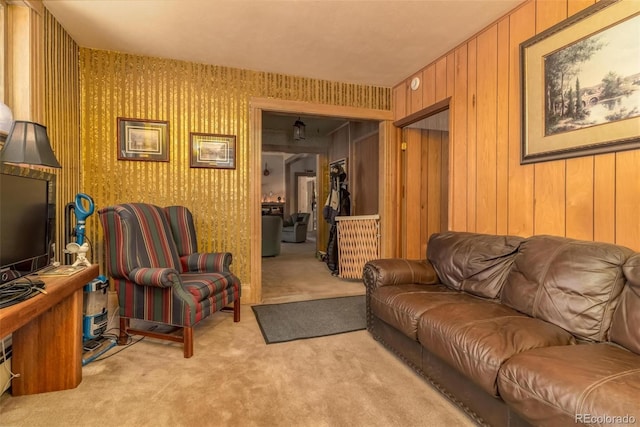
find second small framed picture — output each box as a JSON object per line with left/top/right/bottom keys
{"left": 117, "top": 117, "right": 169, "bottom": 162}
{"left": 190, "top": 133, "right": 236, "bottom": 169}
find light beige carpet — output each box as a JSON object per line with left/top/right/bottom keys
{"left": 0, "top": 240, "right": 475, "bottom": 426}
{"left": 261, "top": 240, "right": 365, "bottom": 304}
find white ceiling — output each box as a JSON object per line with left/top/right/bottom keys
{"left": 43, "top": 0, "right": 524, "bottom": 87}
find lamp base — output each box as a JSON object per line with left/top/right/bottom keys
{"left": 66, "top": 242, "right": 91, "bottom": 267}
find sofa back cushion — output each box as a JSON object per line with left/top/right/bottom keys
{"left": 501, "top": 235, "right": 633, "bottom": 342}
{"left": 426, "top": 232, "right": 524, "bottom": 299}
{"left": 610, "top": 253, "right": 640, "bottom": 354}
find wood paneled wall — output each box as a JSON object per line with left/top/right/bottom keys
{"left": 394, "top": 0, "right": 640, "bottom": 252}
{"left": 402, "top": 128, "right": 448, "bottom": 258}
{"left": 353, "top": 132, "right": 379, "bottom": 215}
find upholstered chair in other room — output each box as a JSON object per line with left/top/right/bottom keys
{"left": 98, "top": 203, "right": 241, "bottom": 358}
{"left": 281, "top": 212, "right": 310, "bottom": 243}
{"left": 262, "top": 215, "right": 283, "bottom": 256}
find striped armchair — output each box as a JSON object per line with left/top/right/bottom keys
{"left": 98, "top": 203, "right": 241, "bottom": 358}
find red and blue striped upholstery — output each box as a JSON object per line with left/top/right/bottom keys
{"left": 99, "top": 203, "right": 241, "bottom": 328}
{"left": 165, "top": 205, "right": 198, "bottom": 256}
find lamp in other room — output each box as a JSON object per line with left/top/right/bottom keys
{"left": 293, "top": 117, "right": 306, "bottom": 141}
{"left": 0, "top": 120, "right": 61, "bottom": 168}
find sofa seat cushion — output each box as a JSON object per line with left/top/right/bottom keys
{"left": 181, "top": 272, "right": 236, "bottom": 301}
{"left": 370, "top": 284, "right": 463, "bottom": 340}
{"left": 417, "top": 299, "right": 575, "bottom": 396}
{"left": 497, "top": 344, "right": 640, "bottom": 427}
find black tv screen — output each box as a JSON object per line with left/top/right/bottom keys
{"left": 0, "top": 171, "right": 53, "bottom": 284}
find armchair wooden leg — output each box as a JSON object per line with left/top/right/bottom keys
{"left": 183, "top": 326, "right": 193, "bottom": 358}
{"left": 118, "top": 318, "right": 130, "bottom": 345}
{"left": 234, "top": 298, "right": 241, "bottom": 322}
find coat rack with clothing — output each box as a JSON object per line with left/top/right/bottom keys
{"left": 322, "top": 159, "right": 350, "bottom": 275}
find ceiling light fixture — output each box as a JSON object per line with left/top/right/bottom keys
{"left": 293, "top": 117, "right": 306, "bottom": 141}
{"left": 0, "top": 121, "right": 62, "bottom": 168}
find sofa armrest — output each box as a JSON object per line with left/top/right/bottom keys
{"left": 363, "top": 258, "right": 440, "bottom": 291}
{"left": 180, "top": 252, "right": 233, "bottom": 273}
{"left": 128, "top": 267, "right": 182, "bottom": 288}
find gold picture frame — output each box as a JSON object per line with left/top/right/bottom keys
{"left": 520, "top": 0, "right": 640, "bottom": 164}
{"left": 117, "top": 118, "right": 169, "bottom": 162}
{"left": 190, "top": 133, "right": 236, "bottom": 169}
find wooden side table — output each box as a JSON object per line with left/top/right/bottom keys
{"left": 0, "top": 264, "right": 99, "bottom": 395}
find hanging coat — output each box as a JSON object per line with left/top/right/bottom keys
{"left": 323, "top": 168, "right": 350, "bottom": 275}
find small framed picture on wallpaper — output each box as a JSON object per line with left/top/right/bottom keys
{"left": 190, "top": 133, "right": 236, "bottom": 169}
{"left": 117, "top": 117, "right": 169, "bottom": 162}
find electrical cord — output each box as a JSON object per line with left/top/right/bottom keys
{"left": 92, "top": 335, "right": 145, "bottom": 362}
{"left": 1, "top": 338, "right": 19, "bottom": 393}
{"left": 89, "top": 323, "right": 160, "bottom": 362}
{"left": 85, "top": 329, "right": 146, "bottom": 363}
{"left": 0, "top": 277, "right": 47, "bottom": 309}
{"left": 107, "top": 299, "right": 119, "bottom": 330}
{"left": 84, "top": 235, "right": 94, "bottom": 260}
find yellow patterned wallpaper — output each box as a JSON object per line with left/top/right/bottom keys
{"left": 79, "top": 49, "right": 390, "bottom": 285}
{"left": 44, "top": 9, "right": 80, "bottom": 263}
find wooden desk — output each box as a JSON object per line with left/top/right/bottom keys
{"left": 0, "top": 264, "right": 99, "bottom": 395}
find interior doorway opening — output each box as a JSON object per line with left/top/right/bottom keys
{"left": 249, "top": 98, "right": 394, "bottom": 304}
{"left": 260, "top": 111, "right": 378, "bottom": 303}
{"left": 296, "top": 173, "right": 316, "bottom": 235}
{"left": 399, "top": 106, "right": 450, "bottom": 259}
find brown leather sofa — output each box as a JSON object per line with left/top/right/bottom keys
{"left": 363, "top": 232, "right": 640, "bottom": 427}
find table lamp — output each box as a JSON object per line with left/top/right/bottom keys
{"left": 0, "top": 120, "right": 61, "bottom": 168}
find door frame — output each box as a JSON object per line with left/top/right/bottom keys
{"left": 395, "top": 98, "right": 451, "bottom": 258}
{"left": 249, "top": 98, "right": 395, "bottom": 303}
{"left": 294, "top": 171, "right": 316, "bottom": 218}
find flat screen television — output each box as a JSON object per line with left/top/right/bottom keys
{"left": 0, "top": 167, "right": 55, "bottom": 284}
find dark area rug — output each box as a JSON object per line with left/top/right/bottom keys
{"left": 252, "top": 295, "right": 366, "bottom": 344}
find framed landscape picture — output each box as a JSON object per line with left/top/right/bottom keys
{"left": 190, "top": 133, "right": 236, "bottom": 169}
{"left": 117, "top": 118, "right": 169, "bottom": 162}
{"left": 520, "top": 0, "right": 640, "bottom": 164}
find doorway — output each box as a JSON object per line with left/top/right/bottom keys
{"left": 249, "top": 98, "right": 395, "bottom": 304}
{"left": 296, "top": 173, "right": 316, "bottom": 235}
{"left": 399, "top": 108, "right": 450, "bottom": 259}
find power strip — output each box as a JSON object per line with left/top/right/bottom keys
{"left": 82, "top": 336, "right": 116, "bottom": 366}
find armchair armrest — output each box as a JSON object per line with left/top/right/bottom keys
{"left": 283, "top": 222, "right": 301, "bottom": 233}
{"left": 180, "top": 252, "right": 233, "bottom": 273}
{"left": 363, "top": 258, "right": 440, "bottom": 292}
{"left": 128, "top": 267, "right": 182, "bottom": 288}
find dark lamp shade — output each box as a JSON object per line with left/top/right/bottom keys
{"left": 0, "top": 121, "right": 61, "bottom": 168}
